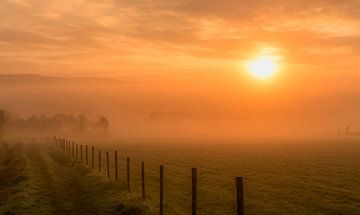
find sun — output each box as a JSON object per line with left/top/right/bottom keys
{"left": 247, "top": 55, "right": 279, "bottom": 79}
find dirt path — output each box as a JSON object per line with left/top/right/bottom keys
{"left": 0, "top": 142, "right": 27, "bottom": 207}
{"left": 27, "top": 145, "right": 99, "bottom": 215}
{"left": 0, "top": 142, "right": 147, "bottom": 215}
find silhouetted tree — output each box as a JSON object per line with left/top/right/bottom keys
{"left": 2, "top": 110, "right": 110, "bottom": 137}
{"left": 95, "top": 116, "right": 109, "bottom": 136}
{"left": 77, "top": 114, "right": 88, "bottom": 134}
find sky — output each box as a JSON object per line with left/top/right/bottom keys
{"left": 1, "top": 0, "right": 360, "bottom": 138}
{"left": 1, "top": 0, "right": 359, "bottom": 78}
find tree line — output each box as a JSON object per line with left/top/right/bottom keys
{"left": 0, "top": 110, "right": 109, "bottom": 138}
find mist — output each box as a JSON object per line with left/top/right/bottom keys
{"left": 1, "top": 73, "right": 358, "bottom": 139}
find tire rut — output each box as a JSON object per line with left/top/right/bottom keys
{"left": 27, "top": 146, "right": 99, "bottom": 215}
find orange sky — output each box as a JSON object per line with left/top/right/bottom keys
{"left": 1, "top": 0, "right": 359, "bottom": 78}
{"left": 1, "top": 0, "right": 360, "bottom": 138}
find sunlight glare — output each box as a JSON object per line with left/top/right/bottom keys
{"left": 247, "top": 56, "right": 279, "bottom": 79}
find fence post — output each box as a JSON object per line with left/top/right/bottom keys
{"left": 106, "top": 151, "right": 110, "bottom": 178}
{"left": 236, "top": 177, "right": 244, "bottom": 215}
{"left": 127, "top": 157, "right": 130, "bottom": 191}
{"left": 192, "top": 168, "right": 197, "bottom": 215}
{"left": 72, "top": 142, "right": 74, "bottom": 157}
{"left": 92, "top": 146, "right": 95, "bottom": 169}
{"left": 80, "top": 145, "right": 83, "bottom": 163}
{"left": 76, "top": 144, "right": 78, "bottom": 160}
{"left": 160, "top": 165, "right": 164, "bottom": 215}
{"left": 86, "top": 145, "right": 88, "bottom": 165}
{"left": 98, "top": 151, "right": 101, "bottom": 172}
{"left": 142, "top": 161, "right": 145, "bottom": 200}
{"left": 114, "top": 151, "right": 118, "bottom": 180}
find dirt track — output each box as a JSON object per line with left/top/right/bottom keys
{"left": 27, "top": 145, "right": 99, "bottom": 214}
{"left": 0, "top": 142, "right": 144, "bottom": 215}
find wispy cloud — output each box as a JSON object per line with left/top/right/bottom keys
{"left": 0, "top": 0, "right": 359, "bottom": 76}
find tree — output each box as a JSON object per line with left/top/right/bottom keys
{"left": 96, "top": 116, "right": 109, "bottom": 136}
{"left": 77, "top": 114, "right": 89, "bottom": 135}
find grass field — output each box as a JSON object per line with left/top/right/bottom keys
{"left": 0, "top": 141, "right": 154, "bottom": 215}
{"left": 1, "top": 137, "right": 360, "bottom": 214}
{"left": 79, "top": 137, "right": 360, "bottom": 215}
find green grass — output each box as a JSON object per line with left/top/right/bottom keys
{"left": 78, "top": 137, "right": 360, "bottom": 215}
{"left": 0, "top": 142, "right": 28, "bottom": 214}
{"left": 0, "top": 141, "right": 154, "bottom": 214}
{"left": 2, "top": 137, "right": 360, "bottom": 214}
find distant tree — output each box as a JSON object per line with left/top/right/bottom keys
{"left": 2, "top": 110, "right": 110, "bottom": 137}
{"left": 95, "top": 116, "right": 109, "bottom": 136}
{"left": 77, "top": 114, "right": 88, "bottom": 134}
{"left": 0, "top": 110, "right": 6, "bottom": 139}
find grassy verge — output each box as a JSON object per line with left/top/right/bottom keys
{"left": 0, "top": 142, "right": 153, "bottom": 215}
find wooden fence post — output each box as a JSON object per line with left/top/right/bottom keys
{"left": 142, "top": 161, "right": 145, "bottom": 200}
{"left": 127, "top": 157, "right": 130, "bottom": 191}
{"left": 76, "top": 144, "right": 78, "bottom": 160}
{"left": 160, "top": 165, "right": 164, "bottom": 215}
{"left": 86, "top": 145, "right": 88, "bottom": 165}
{"left": 92, "top": 146, "right": 95, "bottom": 169}
{"left": 72, "top": 142, "right": 74, "bottom": 157}
{"left": 106, "top": 151, "right": 110, "bottom": 178}
{"left": 80, "top": 145, "right": 83, "bottom": 163}
{"left": 236, "top": 177, "right": 244, "bottom": 215}
{"left": 114, "top": 151, "right": 118, "bottom": 180}
{"left": 63, "top": 139, "right": 65, "bottom": 151}
{"left": 192, "top": 168, "right": 197, "bottom": 215}
{"left": 98, "top": 151, "right": 101, "bottom": 172}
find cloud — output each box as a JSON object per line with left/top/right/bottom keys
{"left": 0, "top": 0, "right": 359, "bottom": 76}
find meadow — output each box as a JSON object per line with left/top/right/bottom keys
{"left": 79, "top": 137, "right": 360, "bottom": 215}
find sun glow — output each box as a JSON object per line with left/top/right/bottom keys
{"left": 247, "top": 55, "right": 279, "bottom": 79}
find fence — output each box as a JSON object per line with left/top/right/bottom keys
{"left": 33, "top": 136, "right": 245, "bottom": 215}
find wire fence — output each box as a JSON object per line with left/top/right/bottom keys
{"left": 33, "top": 136, "right": 245, "bottom": 215}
